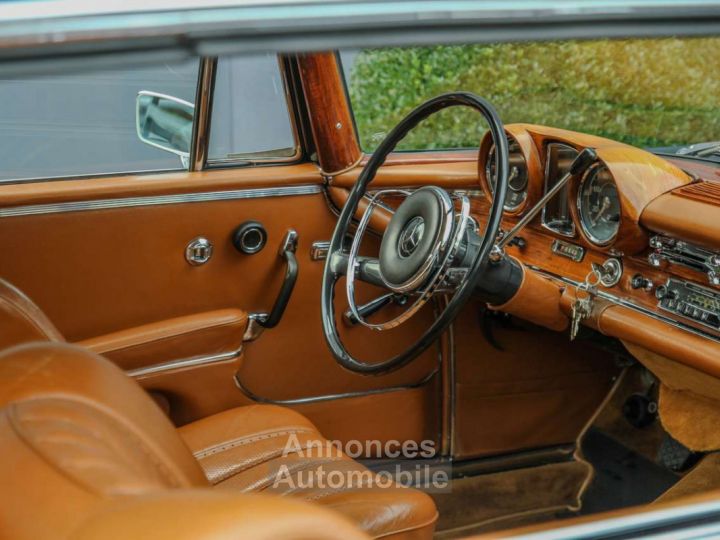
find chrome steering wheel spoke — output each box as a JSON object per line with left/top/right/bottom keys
{"left": 345, "top": 189, "right": 472, "bottom": 331}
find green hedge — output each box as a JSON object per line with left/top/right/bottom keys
{"left": 345, "top": 38, "right": 720, "bottom": 151}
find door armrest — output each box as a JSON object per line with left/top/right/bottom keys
{"left": 77, "top": 309, "right": 247, "bottom": 372}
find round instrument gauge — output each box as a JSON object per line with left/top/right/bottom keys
{"left": 578, "top": 165, "right": 621, "bottom": 245}
{"left": 486, "top": 137, "right": 528, "bottom": 211}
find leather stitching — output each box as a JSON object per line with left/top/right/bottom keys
{"left": 304, "top": 488, "right": 345, "bottom": 501}
{"left": 193, "top": 427, "right": 316, "bottom": 459}
{"left": 203, "top": 441, "right": 335, "bottom": 485}
{"left": 248, "top": 457, "right": 343, "bottom": 493}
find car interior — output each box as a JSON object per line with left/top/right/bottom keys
{"left": 2, "top": 47, "right": 720, "bottom": 539}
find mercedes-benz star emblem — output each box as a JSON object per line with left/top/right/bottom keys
{"left": 398, "top": 216, "right": 425, "bottom": 258}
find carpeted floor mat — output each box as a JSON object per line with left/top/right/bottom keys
{"left": 579, "top": 428, "right": 679, "bottom": 515}
{"left": 431, "top": 460, "right": 590, "bottom": 538}
{"left": 591, "top": 367, "right": 666, "bottom": 464}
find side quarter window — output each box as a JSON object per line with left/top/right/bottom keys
{"left": 0, "top": 60, "right": 199, "bottom": 182}
{"left": 208, "top": 54, "right": 298, "bottom": 164}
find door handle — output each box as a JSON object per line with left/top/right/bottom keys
{"left": 258, "top": 229, "right": 299, "bottom": 329}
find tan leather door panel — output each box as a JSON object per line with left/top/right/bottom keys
{"left": 0, "top": 164, "right": 440, "bottom": 446}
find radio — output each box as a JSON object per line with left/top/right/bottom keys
{"left": 656, "top": 278, "right": 720, "bottom": 331}
{"left": 648, "top": 235, "right": 720, "bottom": 286}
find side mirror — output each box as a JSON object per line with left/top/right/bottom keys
{"left": 136, "top": 91, "right": 194, "bottom": 167}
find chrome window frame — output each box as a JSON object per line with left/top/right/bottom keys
{"left": 0, "top": 53, "right": 303, "bottom": 185}
{"left": 189, "top": 57, "right": 216, "bottom": 172}
{"left": 202, "top": 54, "right": 303, "bottom": 170}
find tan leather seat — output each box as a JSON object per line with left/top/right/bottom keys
{"left": 0, "top": 279, "right": 438, "bottom": 539}
{"left": 180, "top": 405, "right": 438, "bottom": 539}
{"left": 0, "top": 342, "right": 371, "bottom": 540}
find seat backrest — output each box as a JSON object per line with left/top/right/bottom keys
{"left": 0, "top": 278, "right": 63, "bottom": 348}
{"left": 0, "top": 281, "right": 366, "bottom": 539}
{"left": 0, "top": 342, "right": 209, "bottom": 539}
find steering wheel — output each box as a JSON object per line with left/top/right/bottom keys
{"left": 321, "top": 92, "right": 509, "bottom": 375}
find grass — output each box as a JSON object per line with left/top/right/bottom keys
{"left": 344, "top": 38, "right": 720, "bottom": 151}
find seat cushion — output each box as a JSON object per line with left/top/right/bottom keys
{"left": 179, "top": 404, "right": 438, "bottom": 539}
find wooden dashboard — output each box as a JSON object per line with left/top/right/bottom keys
{"left": 332, "top": 123, "right": 720, "bottom": 378}
{"left": 471, "top": 124, "right": 720, "bottom": 377}
{"left": 476, "top": 123, "right": 693, "bottom": 254}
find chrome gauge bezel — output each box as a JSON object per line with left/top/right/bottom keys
{"left": 485, "top": 136, "right": 528, "bottom": 212}
{"left": 577, "top": 163, "right": 621, "bottom": 247}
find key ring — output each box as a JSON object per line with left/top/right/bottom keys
{"left": 578, "top": 268, "right": 601, "bottom": 293}
{"left": 573, "top": 268, "right": 601, "bottom": 308}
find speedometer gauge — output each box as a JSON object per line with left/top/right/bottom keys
{"left": 486, "top": 137, "right": 528, "bottom": 211}
{"left": 578, "top": 165, "right": 621, "bottom": 245}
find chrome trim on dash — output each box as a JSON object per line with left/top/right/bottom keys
{"left": 127, "top": 347, "right": 242, "bottom": 378}
{"left": 310, "top": 240, "right": 331, "bottom": 261}
{"left": 528, "top": 265, "right": 720, "bottom": 345}
{"left": 0, "top": 184, "right": 323, "bottom": 218}
{"left": 234, "top": 367, "right": 438, "bottom": 405}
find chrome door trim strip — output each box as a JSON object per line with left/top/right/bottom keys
{"left": 126, "top": 347, "right": 242, "bottom": 378}
{"left": 442, "top": 317, "right": 457, "bottom": 459}
{"left": 529, "top": 265, "right": 720, "bottom": 345}
{"left": 0, "top": 184, "right": 323, "bottom": 218}
{"left": 233, "top": 367, "right": 438, "bottom": 405}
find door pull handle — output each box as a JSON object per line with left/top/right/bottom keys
{"left": 257, "top": 229, "right": 299, "bottom": 329}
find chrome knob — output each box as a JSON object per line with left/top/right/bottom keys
{"left": 649, "top": 236, "right": 663, "bottom": 249}
{"left": 185, "top": 237, "right": 213, "bottom": 266}
{"left": 655, "top": 285, "right": 677, "bottom": 301}
{"left": 631, "top": 274, "right": 654, "bottom": 292}
{"left": 648, "top": 252, "right": 663, "bottom": 268}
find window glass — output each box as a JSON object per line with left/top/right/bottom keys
{"left": 208, "top": 54, "right": 296, "bottom": 161}
{"left": 0, "top": 59, "right": 198, "bottom": 182}
{"left": 340, "top": 39, "right": 720, "bottom": 152}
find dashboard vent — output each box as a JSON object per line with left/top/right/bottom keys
{"left": 674, "top": 182, "right": 720, "bottom": 205}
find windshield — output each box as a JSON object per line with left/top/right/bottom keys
{"left": 341, "top": 38, "right": 720, "bottom": 158}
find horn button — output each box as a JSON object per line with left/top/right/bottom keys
{"left": 398, "top": 216, "right": 425, "bottom": 258}
{"left": 379, "top": 187, "right": 451, "bottom": 292}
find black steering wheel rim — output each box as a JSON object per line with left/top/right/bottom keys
{"left": 321, "top": 92, "right": 509, "bottom": 375}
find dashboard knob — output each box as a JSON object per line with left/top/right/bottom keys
{"left": 631, "top": 274, "right": 653, "bottom": 292}
{"left": 655, "top": 285, "right": 677, "bottom": 301}
{"left": 648, "top": 252, "right": 663, "bottom": 268}
{"left": 649, "top": 236, "right": 664, "bottom": 249}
